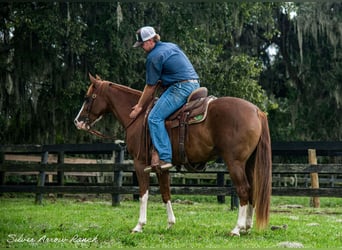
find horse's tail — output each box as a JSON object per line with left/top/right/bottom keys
{"left": 253, "top": 110, "right": 272, "bottom": 230}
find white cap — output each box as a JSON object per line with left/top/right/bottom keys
{"left": 133, "top": 26, "right": 156, "bottom": 48}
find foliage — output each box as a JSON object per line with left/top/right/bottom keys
{"left": 0, "top": 2, "right": 341, "bottom": 144}
{"left": 263, "top": 2, "right": 342, "bottom": 140}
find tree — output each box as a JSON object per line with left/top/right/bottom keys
{"left": 0, "top": 2, "right": 340, "bottom": 144}
{"left": 262, "top": 2, "right": 342, "bottom": 140}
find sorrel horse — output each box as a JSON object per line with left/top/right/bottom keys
{"left": 74, "top": 74, "right": 272, "bottom": 236}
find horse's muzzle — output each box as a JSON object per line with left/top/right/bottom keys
{"left": 74, "top": 119, "right": 90, "bottom": 131}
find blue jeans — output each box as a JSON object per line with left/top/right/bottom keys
{"left": 148, "top": 82, "right": 200, "bottom": 163}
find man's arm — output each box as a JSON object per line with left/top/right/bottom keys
{"left": 129, "top": 84, "right": 158, "bottom": 119}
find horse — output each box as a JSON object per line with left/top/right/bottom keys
{"left": 74, "top": 74, "right": 272, "bottom": 236}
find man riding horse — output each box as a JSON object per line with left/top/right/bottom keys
{"left": 74, "top": 26, "right": 272, "bottom": 235}
{"left": 129, "top": 26, "right": 200, "bottom": 173}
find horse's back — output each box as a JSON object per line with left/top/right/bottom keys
{"left": 207, "top": 97, "right": 261, "bottom": 154}
{"left": 184, "top": 96, "right": 262, "bottom": 163}
{"left": 209, "top": 96, "right": 259, "bottom": 117}
{"left": 207, "top": 96, "right": 261, "bottom": 130}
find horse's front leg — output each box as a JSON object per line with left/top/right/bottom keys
{"left": 132, "top": 160, "right": 150, "bottom": 233}
{"left": 156, "top": 170, "right": 176, "bottom": 229}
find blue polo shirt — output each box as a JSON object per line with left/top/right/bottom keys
{"left": 146, "top": 42, "right": 199, "bottom": 86}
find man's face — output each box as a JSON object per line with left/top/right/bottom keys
{"left": 141, "top": 39, "right": 154, "bottom": 53}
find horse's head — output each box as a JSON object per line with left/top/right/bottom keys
{"left": 74, "top": 73, "right": 110, "bottom": 131}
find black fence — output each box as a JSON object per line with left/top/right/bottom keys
{"left": 1, "top": 142, "right": 341, "bottom": 208}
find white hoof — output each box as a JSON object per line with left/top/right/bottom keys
{"left": 240, "top": 228, "right": 251, "bottom": 235}
{"left": 230, "top": 227, "right": 241, "bottom": 236}
{"left": 131, "top": 223, "right": 144, "bottom": 233}
{"left": 131, "top": 229, "right": 141, "bottom": 234}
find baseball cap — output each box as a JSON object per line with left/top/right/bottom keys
{"left": 133, "top": 26, "right": 156, "bottom": 48}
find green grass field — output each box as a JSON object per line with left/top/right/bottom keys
{"left": 0, "top": 195, "right": 341, "bottom": 248}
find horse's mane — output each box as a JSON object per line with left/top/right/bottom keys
{"left": 102, "top": 80, "right": 142, "bottom": 97}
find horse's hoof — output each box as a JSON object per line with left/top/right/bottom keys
{"left": 240, "top": 229, "right": 250, "bottom": 235}
{"left": 131, "top": 223, "right": 145, "bottom": 233}
{"left": 131, "top": 230, "right": 140, "bottom": 234}
{"left": 230, "top": 229, "right": 240, "bottom": 237}
{"left": 131, "top": 229, "right": 142, "bottom": 233}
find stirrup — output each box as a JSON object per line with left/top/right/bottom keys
{"left": 144, "top": 162, "right": 173, "bottom": 173}
{"left": 144, "top": 166, "right": 153, "bottom": 173}
{"left": 160, "top": 162, "right": 173, "bottom": 170}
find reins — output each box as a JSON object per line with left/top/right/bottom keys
{"left": 82, "top": 80, "right": 157, "bottom": 145}
{"left": 86, "top": 113, "right": 138, "bottom": 140}
{"left": 87, "top": 128, "right": 116, "bottom": 140}
{"left": 86, "top": 108, "right": 137, "bottom": 140}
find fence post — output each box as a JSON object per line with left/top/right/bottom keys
{"left": 217, "top": 172, "right": 225, "bottom": 204}
{"left": 225, "top": 174, "right": 239, "bottom": 210}
{"left": 112, "top": 148, "right": 124, "bottom": 206}
{"left": 230, "top": 191, "right": 239, "bottom": 210}
{"left": 57, "top": 151, "right": 65, "bottom": 198}
{"left": 35, "top": 151, "right": 48, "bottom": 205}
{"left": 0, "top": 151, "right": 5, "bottom": 196}
{"left": 308, "top": 149, "right": 320, "bottom": 208}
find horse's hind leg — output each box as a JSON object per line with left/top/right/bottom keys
{"left": 245, "top": 158, "right": 255, "bottom": 231}
{"left": 245, "top": 203, "right": 254, "bottom": 231}
{"left": 226, "top": 160, "right": 252, "bottom": 236}
{"left": 231, "top": 203, "right": 254, "bottom": 236}
{"left": 156, "top": 171, "right": 176, "bottom": 229}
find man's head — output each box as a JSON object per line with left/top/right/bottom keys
{"left": 133, "top": 26, "right": 160, "bottom": 51}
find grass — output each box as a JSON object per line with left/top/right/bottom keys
{"left": 0, "top": 194, "right": 341, "bottom": 248}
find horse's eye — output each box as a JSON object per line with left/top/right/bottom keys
{"left": 84, "top": 96, "right": 90, "bottom": 102}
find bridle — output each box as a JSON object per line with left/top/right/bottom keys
{"left": 83, "top": 92, "right": 116, "bottom": 140}
{"left": 81, "top": 81, "right": 141, "bottom": 140}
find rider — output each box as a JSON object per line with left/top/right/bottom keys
{"left": 129, "top": 26, "right": 200, "bottom": 172}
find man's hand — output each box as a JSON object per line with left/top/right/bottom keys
{"left": 129, "top": 104, "right": 143, "bottom": 119}
{"left": 129, "top": 84, "right": 158, "bottom": 119}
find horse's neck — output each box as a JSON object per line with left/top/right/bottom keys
{"left": 106, "top": 82, "right": 141, "bottom": 128}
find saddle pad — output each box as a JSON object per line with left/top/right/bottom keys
{"left": 167, "top": 96, "right": 217, "bottom": 128}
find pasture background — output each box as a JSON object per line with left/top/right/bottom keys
{"left": 0, "top": 195, "right": 341, "bottom": 248}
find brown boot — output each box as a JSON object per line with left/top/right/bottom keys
{"left": 151, "top": 149, "right": 159, "bottom": 166}
{"left": 144, "top": 149, "right": 160, "bottom": 173}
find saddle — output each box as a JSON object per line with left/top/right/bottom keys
{"left": 166, "top": 87, "right": 214, "bottom": 128}
{"left": 143, "top": 87, "right": 216, "bottom": 171}
{"left": 165, "top": 87, "right": 216, "bottom": 170}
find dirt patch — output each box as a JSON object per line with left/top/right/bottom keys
{"left": 277, "top": 241, "right": 304, "bottom": 248}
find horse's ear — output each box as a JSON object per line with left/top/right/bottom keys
{"left": 89, "top": 73, "right": 98, "bottom": 86}
{"left": 95, "top": 74, "right": 102, "bottom": 81}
